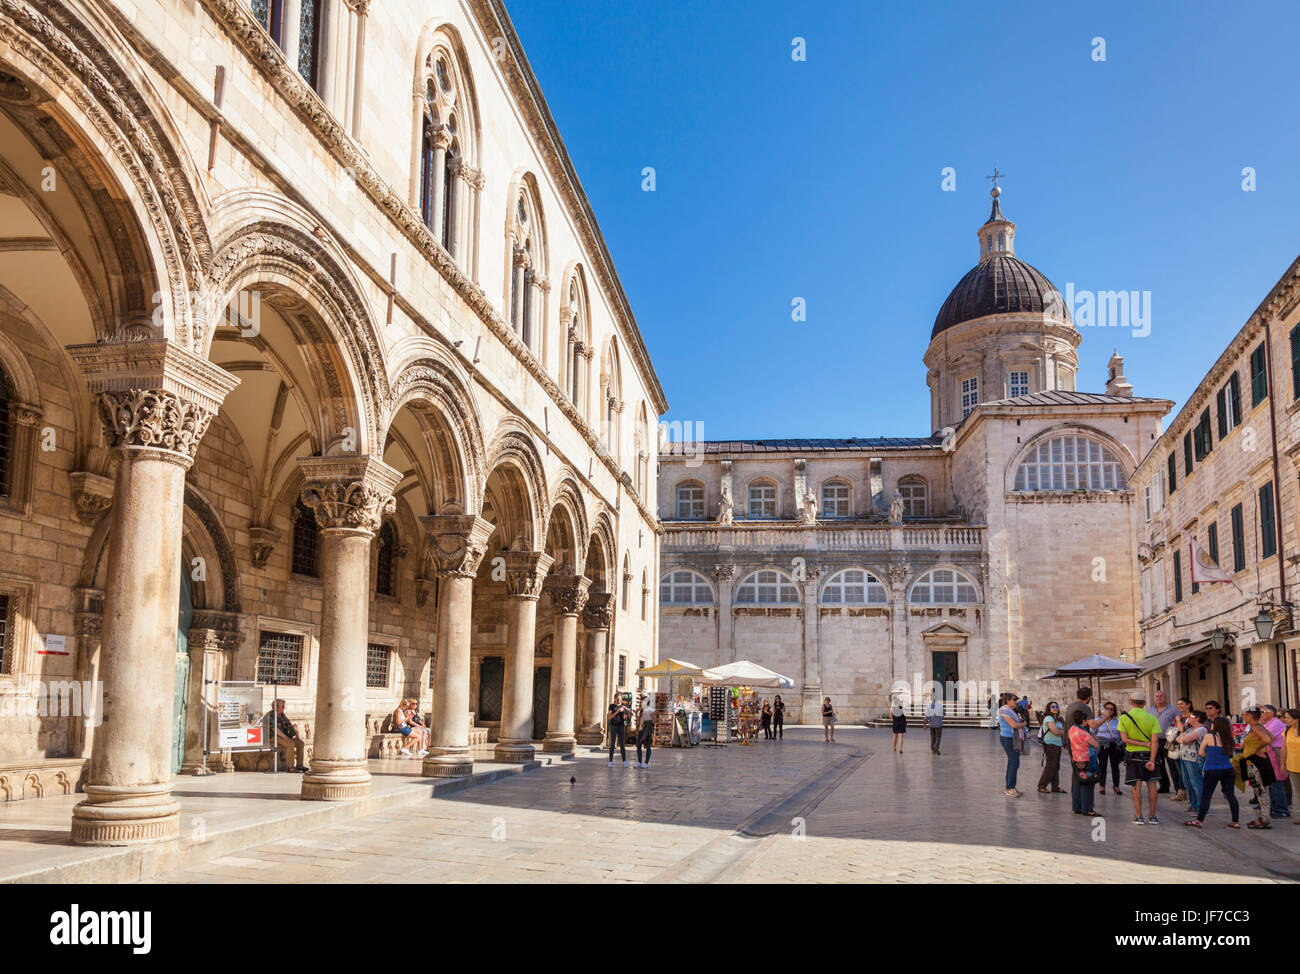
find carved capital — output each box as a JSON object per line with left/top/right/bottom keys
{"left": 513, "top": 246, "right": 531, "bottom": 269}
{"left": 68, "top": 471, "right": 114, "bottom": 524}
{"left": 432, "top": 127, "right": 453, "bottom": 152}
{"left": 248, "top": 526, "right": 280, "bottom": 569}
{"left": 298, "top": 456, "right": 401, "bottom": 534}
{"left": 582, "top": 591, "right": 614, "bottom": 631}
{"left": 189, "top": 610, "right": 244, "bottom": 653}
{"left": 504, "top": 550, "right": 554, "bottom": 599}
{"left": 712, "top": 563, "right": 736, "bottom": 580}
{"left": 12, "top": 403, "right": 42, "bottom": 427}
{"left": 886, "top": 560, "right": 909, "bottom": 588}
{"left": 545, "top": 573, "right": 591, "bottom": 616}
{"left": 421, "top": 512, "right": 494, "bottom": 579}
{"left": 65, "top": 339, "right": 238, "bottom": 463}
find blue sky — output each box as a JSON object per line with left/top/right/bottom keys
{"left": 505, "top": 0, "right": 1299, "bottom": 440}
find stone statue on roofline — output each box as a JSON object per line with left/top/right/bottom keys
{"left": 889, "top": 490, "right": 905, "bottom": 524}
{"left": 800, "top": 491, "right": 817, "bottom": 524}
{"left": 717, "top": 489, "right": 733, "bottom": 525}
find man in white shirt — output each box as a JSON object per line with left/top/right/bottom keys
{"left": 635, "top": 693, "right": 656, "bottom": 768}
{"left": 925, "top": 692, "right": 945, "bottom": 755}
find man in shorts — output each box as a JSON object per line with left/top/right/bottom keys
{"left": 1119, "top": 689, "right": 1162, "bottom": 824}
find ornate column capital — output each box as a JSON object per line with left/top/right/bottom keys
{"left": 68, "top": 471, "right": 114, "bottom": 524}
{"left": 248, "top": 526, "right": 281, "bottom": 568}
{"left": 504, "top": 550, "right": 554, "bottom": 599}
{"left": 188, "top": 610, "right": 245, "bottom": 653}
{"left": 432, "top": 127, "right": 453, "bottom": 152}
{"left": 545, "top": 573, "right": 591, "bottom": 616}
{"left": 421, "top": 510, "right": 494, "bottom": 578}
{"left": 513, "top": 246, "right": 531, "bottom": 270}
{"left": 582, "top": 591, "right": 614, "bottom": 631}
{"left": 886, "top": 560, "right": 909, "bottom": 589}
{"left": 12, "top": 403, "right": 42, "bottom": 427}
{"left": 297, "top": 455, "right": 401, "bottom": 534}
{"left": 65, "top": 339, "right": 239, "bottom": 465}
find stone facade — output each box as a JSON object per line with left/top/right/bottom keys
{"left": 660, "top": 193, "right": 1171, "bottom": 723}
{"left": 1131, "top": 257, "right": 1300, "bottom": 715}
{"left": 0, "top": 0, "right": 664, "bottom": 836}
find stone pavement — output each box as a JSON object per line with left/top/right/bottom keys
{"left": 143, "top": 727, "right": 1300, "bottom": 883}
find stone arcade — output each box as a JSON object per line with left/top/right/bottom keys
{"left": 0, "top": 0, "right": 664, "bottom": 842}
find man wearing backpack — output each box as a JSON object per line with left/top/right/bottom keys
{"left": 1120, "top": 690, "right": 1163, "bottom": 825}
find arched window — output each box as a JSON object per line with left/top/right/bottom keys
{"left": 748, "top": 480, "right": 777, "bottom": 519}
{"left": 601, "top": 339, "right": 623, "bottom": 461}
{"left": 290, "top": 497, "right": 319, "bottom": 577}
{"left": 820, "top": 568, "right": 887, "bottom": 604}
{"left": 375, "top": 520, "right": 398, "bottom": 597}
{"left": 898, "top": 476, "right": 928, "bottom": 517}
{"left": 909, "top": 568, "right": 979, "bottom": 604}
{"left": 821, "top": 479, "right": 850, "bottom": 518}
{"left": 0, "top": 365, "right": 11, "bottom": 500}
{"left": 635, "top": 405, "right": 650, "bottom": 497}
{"left": 735, "top": 569, "right": 800, "bottom": 605}
{"left": 1013, "top": 433, "right": 1125, "bottom": 491}
{"left": 676, "top": 482, "right": 705, "bottom": 520}
{"left": 508, "top": 179, "right": 547, "bottom": 355}
{"left": 415, "top": 33, "right": 480, "bottom": 268}
{"left": 660, "top": 570, "right": 714, "bottom": 604}
{"left": 562, "top": 270, "right": 591, "bottom": 414}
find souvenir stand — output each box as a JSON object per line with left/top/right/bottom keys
{"left": 699, "top": 661, "right": 795, "bottom": 748}
{"left": 634, "top": 659, "right": 707, "bottom": 748}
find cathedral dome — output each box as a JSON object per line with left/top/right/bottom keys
{"left": 930, "top": 253, "right": 1068, "bottom": 339}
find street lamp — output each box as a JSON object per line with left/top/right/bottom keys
{"left": 1254, "top": 609, "right": 1275, "bottom": 642}
{"left": 1210, "top": 628, "right": 1228, "bottom": 651}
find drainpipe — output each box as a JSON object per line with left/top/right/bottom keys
{"left": 1263, "top": 322, "right": 1288, "bottom": 616}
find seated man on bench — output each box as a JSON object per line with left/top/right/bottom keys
{"left": 266, "top": 698, "right": 308, "bottom": 772}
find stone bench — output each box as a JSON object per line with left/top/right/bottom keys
{"left": 0, "top": 758, "right": 86, "bottom": 801}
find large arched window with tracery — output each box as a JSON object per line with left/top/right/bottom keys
{"left": 561, "top": 269, "right": 591, "bottom": 415}
{"left": 1013, "top": 433, "right": 1125, "bottom": 491}
{"left": 415, "top": 32, "right": 480, "bottom": 268}
{"left": 375, "top": 520, "right": 398, "bottom": 597}
{"left": 820, "top": 568, "right": 887, "bottom": 604}
{"left": 908, "top": 568, "right": 979, "bottom": 604}
{"left": 291, "top": 497, "right": 319, "bottom": 578}
{"left": 734, "top": 569, "right": 800, "bottom": 604}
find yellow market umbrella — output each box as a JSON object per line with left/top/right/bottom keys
{"left": 635, "top": 658, "right": 707, "bottom": 680}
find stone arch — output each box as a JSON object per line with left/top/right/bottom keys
{"left": 586, "top": 510, "right": 617, "bottom": 594}
{"left": 1004, "top": 422, "right": 1137, "bottom": 493}
{"left": 384, "top": 338, "right": 485, "bottom": 514}
{"left": 546, "top": 472, "right": 589, "bottom": 576}
{"left": 206, "top": 202, "right": 386, "bottom": 454}
{"left": 410, "top": 20, "right": 482, "bottom": 180}
{"left": 481, "top": 421, "right": 548, "bottom": 551}
{"left": 0, "top": 0, "right": 213, "bottom": 345}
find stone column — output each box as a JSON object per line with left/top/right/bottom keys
{"left": 422, "top": 510, "right": 493, "bottom": 776}
{"left": 281, "top": 0, "right": 303, "bottom": 68}
{"left": 511, "top": 246, "right": 530, "bottom": 335}
{"left": 575, "top": 592, "right": 613, "bottom": 745}
{"left": 65, "top": 340, "right": 238, "bottom": 846}
{"left": 887, "top": 559, "right": 910, "bottom": 702}
{"left": 298, "top": 455, "right": 400, "bottom": 801}
{"left": 430, "top": 127, "right": 451, "bottom": 246}
{"left": 542, "top": 574, "right": 590, "bottom": 753}
{"left": 495, "top": 550, "right": 553, "bottom": 762}
{"left": 713, "top": 564, "right": 735, "bottom": 667}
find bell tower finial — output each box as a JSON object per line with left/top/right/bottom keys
{"left": 978, "top": 168, "right": 1015, "bottom": 259}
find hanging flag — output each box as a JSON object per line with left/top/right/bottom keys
{"left": 1189, "top": 537, "right": 1233, "bottom": 584}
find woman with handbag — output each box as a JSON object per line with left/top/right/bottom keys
{"left": 997, "top": 692, "right": 1027, "bottom": 797}
{"left": 1037, "top": 702, "right": 1066, "bottom": 793}
{"left": 1185, "top": 716, "right": 1240, "bottom": 828}
{"left": 1068, "top": 709, "right": 1102, "bottom": 816}
{"left": 1175, "top": 710, "right": 1208, "bottom": 814}
{"left": 1095, "top": 701, "right": 1124, "bottom": 796}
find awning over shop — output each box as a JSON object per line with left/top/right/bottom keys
{"left": 1135, "top": 638, "right": 1214, "bottom": 677}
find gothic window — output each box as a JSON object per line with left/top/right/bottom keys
{"left": 635, "top": 405, "right": 650, "bottom": 497}
{"left": 898, "top": 477, "right": 928, "bottom": 517}
{"left": 1008, "top": 370, "right": 1030, "bottom": 398}
{"left": 748, "top": 481, "right": 777, "bottom": 519}
{"left": 676, "top": 482, "right": 705, "bottom": 520}
{"left": 659, "top": 570, "right": 714, "bottom": 605}
{"left": 509, "top": 181, "right": 546, "bottom": 352}
{"left": 251, "top": 0, "right": 284, "bottom": 45}
{"left": 298, "top": 0, "right": 323, "bottom": 90}
{"left": 375, "top": 520, "right": 398, "bottom": 597}
{"left": 291, "top": 497, "right": 319, "bottom": 577}
{"left": 961, "top": 376, "right": 978, "bottom": 418}
{"left": 908, "top": 568, "right": 979, "bottom": 605}
{"left": 415, "top": 38, "right": 479, "bottom": 267}
{"left": 257, "top": 631, "right": 304, "bottom": 685}
{"left": 1013, "top": 434, "right": 1125, "bottom": 492}
{"left": 820, "top": 569, "right": 887, "bottom": 605}
{"left": 821, "top": 480, "right": 850, "bottom": 518}
{"left": 735, "top": 569, "right": 800, "bottom": 605}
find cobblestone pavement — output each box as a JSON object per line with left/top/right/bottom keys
{"left": 146, "top": 727, "right": 1300, "bottom": 883}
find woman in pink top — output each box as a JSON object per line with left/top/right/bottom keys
{"left": 1068, "top": 710, "right": 1102, "bottom": 817}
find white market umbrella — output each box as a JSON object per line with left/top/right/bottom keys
{"left": 702, "top": 659, "right": 795, "bottom": 688}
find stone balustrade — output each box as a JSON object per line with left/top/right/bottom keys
{"left": 661, "top": 521, "right": 986, "bottom": 552}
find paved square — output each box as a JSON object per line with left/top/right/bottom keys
{"left": 146, "top": 728, "right": 1300, "bottom": 884}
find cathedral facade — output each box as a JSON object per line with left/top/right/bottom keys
{"left": 0, "top": 0, "right": 664, "bottom": 842}
{"left": 659, "top": 189, "right": 1171, "bottom": 723}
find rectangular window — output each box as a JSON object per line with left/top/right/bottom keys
{"left": 257, "top": 631, "right": 304, "bottom": 685}
{"left": 961, "top": 376, "right": 979, "bottom": 418}
{"left": 1140, "top": 568, "right": 1151, "bottom": 618}
{"left": 821, "top": 482, "right": 851, "bottom": 518}
{"left": 1242, "top": 647, "right": 1253, "bottom": 675}
{"left": 638, "top": 661, "right": 646, "bottom": 691}
{"left": 1143, "top": 485, "right": 1152, "bottom": 522}
{"left": 1250, "top": 343, "right": 1268, "bottom": 406}
{"left": 676, "top": 484, "right": 704, "bottom": 519}
{"left": 1167, "top": 452, "right": 1177, "bottom": 494}
{"left": 1008, "top": 370, "right": 1029, "bottom": 398}
{"left": 617, "top": 655, "right": 627, "bottom": 688}
{"left": 1292, "top": 325, "right": 1300, "bottom": 399}
{"left": 1190, "top": 534, "right": 1199, "bottom": 596}
{"left": 898, "top": 482, "right": 927, "bottom": 517}
{"left": 1217, "top": 371, "right": 1242, "bottom": 438}
{"left": 366, "top": 643, "right": 390, "bottom": 689}
{"left": 1231, "top": 503, "right": 1246, "bottom": 572}
{"left": 1259, "top": 481, "right": 1277, "bottom": 558}
{"left": 429, "top": 650, "right": 436, "bottom": 689}
{"left": 1208, "top": 522, "right": 1219, "bottom": 565}
{"left": 1152, "top": 560, "right": 1166, "bottom": 612}
{"left": 1173, "top": 550, "right": 1183, "bottom": 603}
{"left": 1183, "top": 431, "right": 1193, "bottom": 476}
{"left": 1193, "top": 408, "right": 1212, "bottom": 461}
{"left": 748, "top": 484, "right": 777, "bottom": 519}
